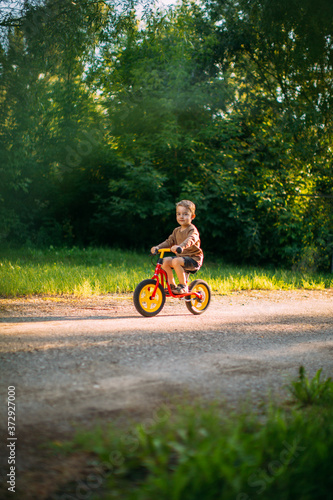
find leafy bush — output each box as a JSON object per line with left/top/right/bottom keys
{"left": 287, "top": 366, "right": 333, "bottom": 407}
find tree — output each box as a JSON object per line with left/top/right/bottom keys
{"left": 0, "top": 0, "right": 111, "bottom": 244}
{"left": 87, "top": 2, "right": 234, "bottom": 245}
{"left": 200, "top": 0, "right": 333, "bottom": 268}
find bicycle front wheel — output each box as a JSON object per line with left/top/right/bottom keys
{"left": 133, "top": 279, "right": 166, "bottom": 317}
{"left": 185, "top": 279, "right": 211, "bottom": 315}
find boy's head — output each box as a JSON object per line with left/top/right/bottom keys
{"left": 176, "top": 200, "right": 196, "bottom": 219}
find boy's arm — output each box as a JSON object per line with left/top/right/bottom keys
{"left": 178, "top": 227, "right": 200, "bottom": 250}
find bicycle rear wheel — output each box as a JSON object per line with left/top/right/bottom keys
{"left": 185, "top": 279, "right": 211, "bottom": 315}
{"left": 133, "top": 279, "right": 166, "bottom": 317}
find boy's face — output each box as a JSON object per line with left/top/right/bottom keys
{"left": 176, "top": 205, "right": 194, "bottom": 227}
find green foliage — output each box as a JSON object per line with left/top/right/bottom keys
{"left": 204, "top": 0, "right": 333, "bottom": 267}
{"left": 287, "top": 366, "right": 333, "bottom": 407}
{"left": 52, "top": 367, "right": 333, "bottom": 500}
{"left": 0, "top": 0, "right": 332, "bottom": 269}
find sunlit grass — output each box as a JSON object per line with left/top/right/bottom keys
{"left": 0, "top": 246, "right": 332, "bottom": 297}
{"left": 203, "top": 262, "right": 332, "bottom": 294}
{"left": 0, "top": 247, "right": 155, "bottom": 297}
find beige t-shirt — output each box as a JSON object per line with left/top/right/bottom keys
{"left": 157, "top": 224, "right": 203, "bottom": 266}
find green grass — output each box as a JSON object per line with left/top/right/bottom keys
{"left": 50, "top": 367, "right": 333, "bottom": 500}
{"left": 0, "top": 246, "right": 332, "bottom": 297}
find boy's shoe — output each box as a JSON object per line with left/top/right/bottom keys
{"left": 165, "top": 284, "right": 176, "bottom": 293}
{"left": 174, "top": 284, "right": 188, "bottom": 294}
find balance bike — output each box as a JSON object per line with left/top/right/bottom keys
{"left": 133, "top": 248, "right": 211, "bottom": 317}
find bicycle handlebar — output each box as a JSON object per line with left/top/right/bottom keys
{"left": 152, "top": 247, "right": 182, "bottom": 256}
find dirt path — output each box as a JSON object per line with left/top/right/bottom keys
{"left": 0, "top": 290, "right": 333, "bottom": 498}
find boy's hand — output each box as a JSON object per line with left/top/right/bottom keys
{"left": 151, "top": 246, "right": 158, "bottom": 254}
{"left": 171, "top": 245, "right": 182, "bottom": 254}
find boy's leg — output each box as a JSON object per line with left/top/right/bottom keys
{"left": 171, "top": 257, "right": 187, "bottom": 287}
{"left": 161, "top": 257, "right": 176, "bottom": 286}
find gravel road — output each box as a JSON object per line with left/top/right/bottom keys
{"left": 0, "top": 290, "right": 333, "bottom": 498}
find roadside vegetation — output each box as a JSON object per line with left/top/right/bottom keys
{"left": 0, "top": 247, "right": 332, "bottom": 297}
{"left": 1, "top": 1, "right": 333, "bottom": 273}
{"left": 50, "top": 367, "right": 333, "bottom": 500}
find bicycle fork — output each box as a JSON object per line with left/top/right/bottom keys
{"left": 150, "top": 263, "right": 202, "bottom": 301}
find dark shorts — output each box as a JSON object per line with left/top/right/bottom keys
{"left": 172, "top": 256, "right": 200, "bottom": 271}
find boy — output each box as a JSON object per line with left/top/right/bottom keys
{"left": 151, "top": 200, "right": 203, "bottom": 294}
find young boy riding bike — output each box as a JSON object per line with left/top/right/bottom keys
{"left": 150, "top": 200, "right": 204, "bottom": 294}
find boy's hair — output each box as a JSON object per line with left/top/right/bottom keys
{"left": 176, "top": 200, "right": 196, "bottom": 216}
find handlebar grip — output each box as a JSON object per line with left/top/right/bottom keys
{"left": 176, "top": 246, "right": 183, "bottom": 254}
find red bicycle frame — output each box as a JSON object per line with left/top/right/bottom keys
{"left": 150, "top": 248, "right": 201, "bottom": 300}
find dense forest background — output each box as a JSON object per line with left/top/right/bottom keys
{"left": 0, "top": 0, "right": 332, "bottom": 270}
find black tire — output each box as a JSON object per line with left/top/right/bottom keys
{"left": 185, "top": 279, "right": 211, "bottom": 315}
{"left": 133, "top": 279, "right": 166, "bottom": 317}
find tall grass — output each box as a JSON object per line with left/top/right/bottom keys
{"left": 51, "top": 368, "right": 333, "bottom": 500}
{"left": 205, "top": 264, "right": 332, "bottom": 293}
{"left": 0, "top": 246, "right": 332, "bottom": 297}
{"left": 0, "top": 247, "right": 150, "bottom": 297}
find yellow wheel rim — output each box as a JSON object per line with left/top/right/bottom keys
{"left": 139, "top": 284, "right": 163, "bottom": 313}
{"left": 190, "top": 284, "right": 209, "bottom": 311}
